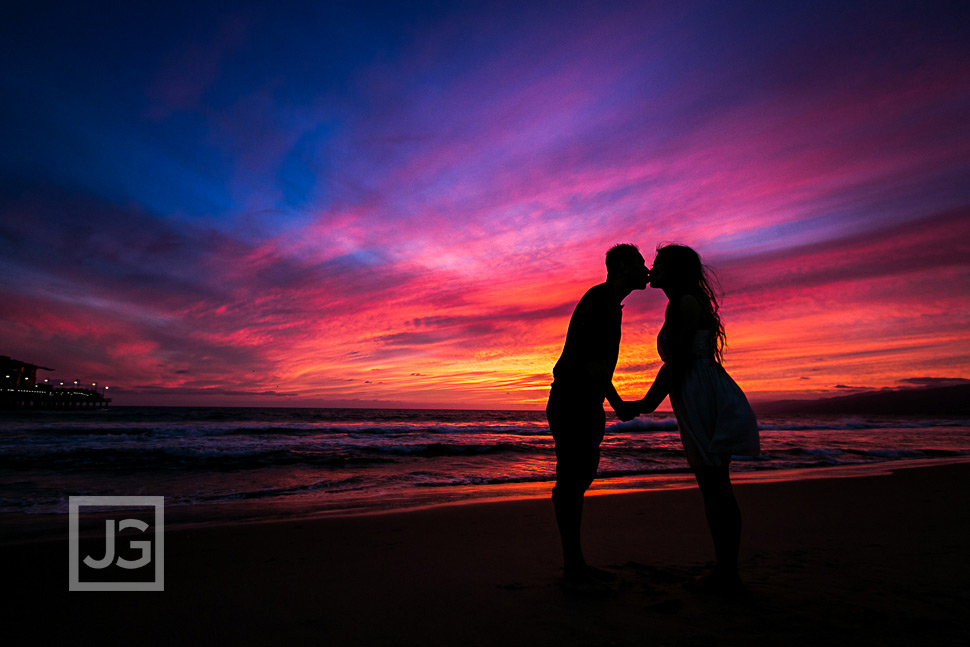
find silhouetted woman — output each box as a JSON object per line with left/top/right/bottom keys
{"left": 632, "top": 244, "right": 760, "bottom": 592}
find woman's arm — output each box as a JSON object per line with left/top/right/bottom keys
{"left": 636, "top": 295, "right": 702, "bottom": 414}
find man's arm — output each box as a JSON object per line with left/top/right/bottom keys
{"left": 587, "top": 359, "right": 638, "bottom": 420}
{"left": 636, "top": 365, "right": 671, "bottom": 414}
{"left": 603, "top": 380, "right": 624, "bottom": 412}
{"left": 588, "top": 358, "right": 620, "bottom": 407}
{"left": 607, "top": 382, "right": 639, "bottom": 422}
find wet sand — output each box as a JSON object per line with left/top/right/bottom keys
{"left": 5, "top": 461, "right": 969, "bottom": 645}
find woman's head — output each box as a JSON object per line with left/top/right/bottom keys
{"left": 650, "top": 244, "right": 704, "bottom": 292}
{"left": 652, "top": 243, "right": 726, "bottom": 362}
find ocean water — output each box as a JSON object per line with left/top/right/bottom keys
{"left": 1, "top": 406, "right": 969, "bottom": 517}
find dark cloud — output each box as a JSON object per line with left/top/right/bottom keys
{"left": 373, "top": 331, "right": 444, "bottom": 347}
{"left": 116, "top": 385, "right": 300, "bottom": 397}
{"left": 898, "top": 377, "right": 970, "bottom": 387}
{"left": 0, "top": 182, "right": 227, "bottom": 307}
{"left": 719, "top": 206, "right": 970, "bottom": 304}
{"left": 615, "top": 361, "right": 662, "bottom": 374}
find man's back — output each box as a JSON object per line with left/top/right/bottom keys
{"left": 552, "top": 282, "right": 622, "bottom": 402}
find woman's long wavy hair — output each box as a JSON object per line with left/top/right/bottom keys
{"left": 655, "top": 243, "right": 726, "bottom": 364}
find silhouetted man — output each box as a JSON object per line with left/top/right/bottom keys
{"left": 547, "top": 243, "right": 647, "bottom": 585}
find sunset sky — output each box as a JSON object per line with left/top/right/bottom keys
{"left": 2, "top": 1, "right": 969, "bottom": 408}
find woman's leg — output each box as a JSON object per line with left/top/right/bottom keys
{"left": 693, "top": 464, "right": 742, "bottom": 581}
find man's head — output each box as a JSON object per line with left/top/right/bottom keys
{"left": 606, "top": 243, "right": 649, "bottom": 291}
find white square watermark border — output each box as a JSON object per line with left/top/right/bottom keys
{"left": 69, "top": 496, "right": 164, "bottom": 591}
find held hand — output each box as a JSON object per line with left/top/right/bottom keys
{"left": 636, "top": 397, "right": 658, "bottom": 415}
{"left": 613, "top": 400, "right": 639, "bottom": 422}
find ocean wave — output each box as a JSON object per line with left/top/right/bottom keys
{"left": 757, "top": 417, "right": 970, "bottom": 431}
{"left": 0, "top": 439, "right": 542, "bottom": 472}
{"left": 8, "top": 415, "right": 966, "bottom": 439}
{"left": 608, "top": 417, "right": 680, "bottom": 433}
{"left": 373, "top": 441, "right": 536, "bottom": 457}
{"left": 1, "top": 422, "right": 553, "bottom": 440}
{"left": 2, "top": 407, "right": 968, "bottom": 517}
{"left": 750, "top": 447, "right": 970, "bottom": 471}
{"left": 0, "top": 447, "right": 398, "bottom": 471}
{"left": 187, "top": 475, "right": 374, "bottom": 503}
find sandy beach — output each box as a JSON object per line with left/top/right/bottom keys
{"left": 4, "top": 460, "right": 969, "bottom": 646}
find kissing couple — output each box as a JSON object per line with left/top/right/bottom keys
{"left": 547, "top": 243, "right": 760, "bottom": 593}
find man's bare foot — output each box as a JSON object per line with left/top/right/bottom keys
{"left": 684, "top": 570, "right": 745, "bottom": 595}
{"left": 583, "top": 565, "right": 618, "bottom": 582}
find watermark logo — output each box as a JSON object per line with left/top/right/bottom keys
{"left": 69, "top": 496, "right": 164, "bottom": 591}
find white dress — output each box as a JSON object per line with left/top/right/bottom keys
{"left": 659, "top": 326, "right": 760, "bottom": 467}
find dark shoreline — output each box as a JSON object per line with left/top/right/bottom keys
{"left": 754, "top": 383, "right": 970, "bottom": 416}
{"left": 4, "top": 459, "right": 969, "bottom": 645}
{"left": 4, "top": 456, "right": 969, "bottom": 547}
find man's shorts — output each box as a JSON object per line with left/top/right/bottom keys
{"left": 546, "top": 386, "right": 606, "bottom": 498}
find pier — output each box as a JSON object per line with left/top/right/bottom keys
{"left": 1, "top": 355, "right": 111, "bottom": 410}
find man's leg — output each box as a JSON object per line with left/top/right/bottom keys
{"left": 551, "top": 483, "right": 587, "bottom": 581}
{"left": 548, "top": 396, "right": 604, "bottom": 582}
{"left": 550, "top": 427, "right": 602, "bottom": 582}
